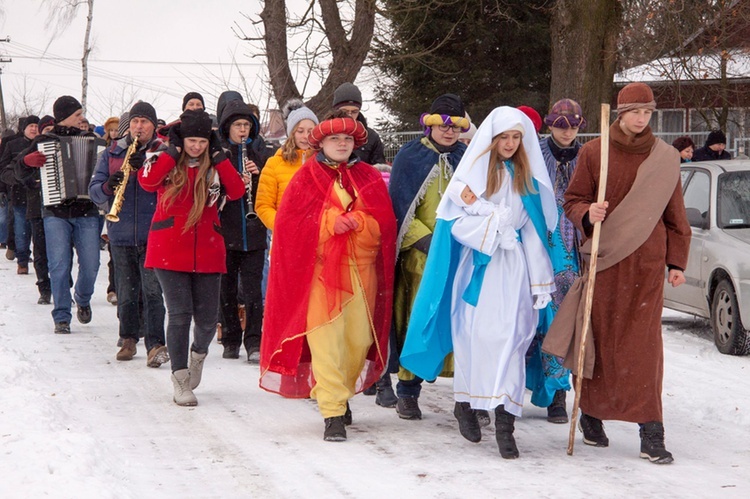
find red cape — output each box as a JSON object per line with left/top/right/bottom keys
{"left": 260, "top": 157, "right": 396, "bottom": 397}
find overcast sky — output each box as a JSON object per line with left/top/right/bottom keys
{"left": 0, "top": 0, "right": 282, "bottom": 126}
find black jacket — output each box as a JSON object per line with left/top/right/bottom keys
{"left": 0, "top": 135, "right": 35, "bottom": 207}
{"left": 692, "top": 145, "right": 731, "bottom": 162}
{"left": 15, "top": 126, "right": 99, "bottom": 219}
{"left": 355, "top": 113, "right": 386, "bottom": 165}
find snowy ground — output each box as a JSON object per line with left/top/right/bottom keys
{"left": 1, "top": 254, "right": 749, "bottom": 499}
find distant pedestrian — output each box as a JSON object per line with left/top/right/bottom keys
{"left": 692, "top": 130, "right": 731, "bottom": 161}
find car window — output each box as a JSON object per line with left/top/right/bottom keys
{"left": 718, "top": 171, "right": 750, "bottom": 229}
{"left": 683, "top": 170, "right": 710, "bottom": 227}
{"left": 680, "top": 169, "right": 692, "bottom": 188}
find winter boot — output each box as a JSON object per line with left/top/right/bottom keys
{"left": 222, "top": 344, "right": 240, "bottom": 359}
{"left": 323, "top": 416, "right": 347, "bottom": 442}
{"left": 476, "top": 410, "right": 491, "bottom": 427}
{"left": 146, "top": 345, "right": 169, "bottom": 368}
{"left": 579, "top": 413, "right": 609, "bottom": 447}
{"left": 171, "top": 369, "right": 198, "bottom": 406}
{"left": 375, "top": 374, "right": 398, "bottom": 408}
{"left": 188, "top": 350, "right": 208, "bottom": 390}
{"left": 494, "top": 405, "right": 519, "bottom": 459}
{"left": 116, "top": 338, "right": 137, "bottom": 361}
{"left": 396, "top": 397, "right": 422, "bottom": 420}
{"left": 454, "top": 402, "right": 482, "bottom": 443}
{"left": 547, "top": 389, "right": 569, "bottom": 424}
{"left": 639, "top": 422, "right": 674, "bottom": 464}
{"left": 363, "top": 384, "right": 377, "bottom": 396}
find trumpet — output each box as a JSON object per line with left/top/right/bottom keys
{"left": 106, "top": 135, "right": 139, "bottom": 223}
{"left": 241, "top": 142, "right": 258, "bottom": 220}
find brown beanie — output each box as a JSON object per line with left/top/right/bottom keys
{"left": 617, "top": 83, "right": 656, "bottom": 113}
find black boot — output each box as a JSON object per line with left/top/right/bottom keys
{"left": 579, "top": 413, "right": 609, "bottom": 447}
{"left": 454, "top": 402, "right": 482, "bottom": 443}
{"left": 494, "top": 405, "right": 519, "bottom": 459}
{"left": 639, "top": 422, "right": 674, "bottom": 464}
{"left": 547, "top": 389, "right": 568, "bottom": 424}
{"left": 344, "top": 402, "right": 352, "bottom": 426}
{"left": 363, "top": 384, "right": 376, "bottom": 396}
{"left": 396, "top": 397, "right": 422, "bottom": 420}
{"left": 375, "top": 374, "right": 398, "bottom": 408}
{"left": 323, "top": 416, "right": 347, "bottom": 442}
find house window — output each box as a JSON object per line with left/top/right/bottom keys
{"left": 690, "top": 109, "right": 714, "bottom": 132}
{"left": 661, "top": 109, "right": 685, "bottom": 133}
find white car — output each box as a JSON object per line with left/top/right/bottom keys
{"left": 663, "top": 160, "right": 750, "bottom": 355}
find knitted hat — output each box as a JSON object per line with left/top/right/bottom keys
{"left": 129, "top": 101, "right": 158, "bottom": 128}
{"left": 283, "top": 99, "right": 319, "bottom": 137}
{"left": 332, "top": 82, "right": 362, "bottom": 109}
{"left": 182, "top": 92, "right": 205, "bottom": 111}
{"left": 616, "top": 82, "right": 656, "bottom": 113}
{"left": 38, "top": 115, "right": 55, "bottom": 133}
{"left": 219, "top": 99, "right": 259, "bottom": 141}
{"left": 672, "top": 136, "right": 695, "bottom": 152}
{"left": 308, "top": 116, "right": 368, "bottom": 150}
{"left": 517, "top": 106, "right": 542, "bottom": 133}
{"left": 23, "top": 115, "right": 40, "bottom": 129}
{"left": 53, "top": 95, "right": 82, "bottom": 123}
{"left": 430, "top": 93, "right": 465, "bottom": 117}
{"left": 180, "top": 109, "right": 214, "bottom": 139}
{"left": 705, "top": 129, "right": 727, "bottom": 147}
{"left": 117, "top": 112, "right": 130, "bottom": 138}
{"left": 544, "top": 99, "right": 587, "bottom": 130}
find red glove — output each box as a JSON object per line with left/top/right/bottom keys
{"left": 24, "top": 151, "right": 47, "bottom": 168}
{"left": 333, "top": 214, "right": 358, "bottom": 234}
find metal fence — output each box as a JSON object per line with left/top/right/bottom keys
{"left": 381, "top": 130, "right": 746, "bottom": 163}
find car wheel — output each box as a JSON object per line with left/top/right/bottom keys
{"left": 711, "top": 280, "right": 750, "bottom": 355}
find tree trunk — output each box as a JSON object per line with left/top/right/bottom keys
{"left": 81, "top": 0, "right": 94, "bottom": 114}
{"left": 261, "top": 0, "right": 376, "bottom": 118}
{"left": 549, "top": 0, "right": 622, "bottom": 131}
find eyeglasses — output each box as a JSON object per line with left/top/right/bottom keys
{"left": 231, "top": 122, "right": 252, "bottom": 129}
{"left": 437, "top": 124, "right": 463, "bottom": 132}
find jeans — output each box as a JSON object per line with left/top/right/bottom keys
{"left": 0, "top": 202, "right": 14, "bottom": 250}
{"left": 155, "top": 269, "right": 221, "bottom": 372}
{"left": 44, "top": 215, "right": 101, "bottom": 324}
{"left": 261, "top": 231, "right": 271, "bottom": 303}
{"left": 13, "top": 205, "right": 31, "bottom": 266}
{"left": 111, "top": 245, "right": 165, "bottom": 352}
{"left": 220, "top": 249, "right": 264, "bottom": 351}
{"left": 30, "top": 218, "right": 51, "bottom": 294}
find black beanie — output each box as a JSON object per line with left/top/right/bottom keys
{"left": 332, "top": 82, "right": 362, "bottom": 109}
{"left": 706, "top": 129, "right": 727, "bottom": 147}
{"left": 53, "top": 95, "right": 82, "bottom": 123}
{"left": 182, "top": 92, "right": 205, "bottom": 111}
{"left": 180, "top": 109, "right": 213, "bottom": 139}
{"left": 429, "top": 93, "right": 465, "bottom": 117}
{"left": 129, "top": 101, "right": 158, "bottom": 128}
{"left": 24, "top": 115, "right": 40, "bottom": 130}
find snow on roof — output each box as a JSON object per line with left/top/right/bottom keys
{"left": 615, "top": 48, "right": 750, "bottom": 84}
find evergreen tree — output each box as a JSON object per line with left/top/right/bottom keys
{"left": 372, "top": 0, "right": 552, "bottom": 130}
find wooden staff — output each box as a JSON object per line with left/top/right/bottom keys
{"left": 568, "top": 103, "right": 610, "bottom": 455}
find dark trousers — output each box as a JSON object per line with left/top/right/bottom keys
{"left": 30, "top": 218, "right": 50, "bottom": 294}
{"left": 107, "top": 246, "right": 116, "bottom": 294}
{"left": 111, "top": 245, "right": 165, "bottom": 352}
{"left": 220, "top": 249, "right": 264, "bottom": 352}
{"left": 155, "top": 269, "right": 221, "bottom": 372}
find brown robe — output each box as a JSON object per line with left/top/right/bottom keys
{"left": 544, "top": 122, "right": 691, "bottom": 423}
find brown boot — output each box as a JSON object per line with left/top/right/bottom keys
{"left": 116, "top": 338, "right": 137, "bottom": 361}
{"left": 17, "top": 265, "right": 29, "bottom": 275}
{"left": 146, "top": 344, "right": 169, "bottom": 368}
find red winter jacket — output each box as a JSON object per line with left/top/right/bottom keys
{"left": 138, "top": 153, "right": 245, "bottom": 273}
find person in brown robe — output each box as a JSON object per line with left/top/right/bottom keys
{"left": 544, "top": 82, "right": 691, "bottom": 464}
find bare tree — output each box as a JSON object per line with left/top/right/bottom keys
{"left": 549, "top": 0, "right": 623, "bottom": 131}
{"left": 235, "top": 0, "right": 377, "bottom": 117}
{"left": 42, "top": 0, "right": 96, "bottom": 113}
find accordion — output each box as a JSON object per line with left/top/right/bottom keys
{"left": 37, "top": 136, "right": 106, "bottom": 207}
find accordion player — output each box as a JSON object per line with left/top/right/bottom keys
{"left": 37, "top": 136, "right": 106, "bottom": 207}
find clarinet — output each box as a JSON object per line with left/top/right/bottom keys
{"left": 241, "top": 142, "right": 258, "bottom": 220}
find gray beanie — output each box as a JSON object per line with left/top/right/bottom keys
{"left": 286, "top": 106, "right": 318, "bottom": 137}
{"left": 332, "top": 82, "right": 362, "bottom": 109}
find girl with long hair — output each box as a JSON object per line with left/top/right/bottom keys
{"left": 400, "top": 107, "right": 557, "bottom": 459}
{"left": 138, "top": 110, "right": 246, "bottom": 406}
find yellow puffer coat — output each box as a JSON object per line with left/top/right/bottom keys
{"left": 255, "top": 147, "right": 313, "bottom": 230}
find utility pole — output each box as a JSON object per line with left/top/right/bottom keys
{"left": 0, "top": 37, "right": 11, "bottom": 131}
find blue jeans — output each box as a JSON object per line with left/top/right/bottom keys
{"left": 0, "top": 202, "right": 9, "bottom": 245}
{"left": 110, "top": 245, "right": 165, "bottom": 351}
{"left": 13, "top": 205, "right": 32, "bottom": 266}
{"left": 44, "top": 215, "right": 101, "bottom": 324}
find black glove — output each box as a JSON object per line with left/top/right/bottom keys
{"left": 107, "top": 171, "right": 125, "bottom": 192}
{"left": 168, "top": 123, "right": 183, "bottom": 156}
{"left": 412, "top": 234, "right": 433, "bottom": 255}
{"left": 0, "top": 192, "right": 7, "bottom": 208}
{"left": 128, "top": 150, "right": 146, "bottom": 170}
{"left": 209, "top": 131, "right": 227, "bottom": 165}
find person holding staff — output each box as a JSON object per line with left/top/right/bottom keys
{"left": 138, "top": 109, "right": 246, "bottom": 406}
{"left": 543, "top": 82, "right": 691, "bottom": 464}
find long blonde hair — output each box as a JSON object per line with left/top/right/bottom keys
{"left": 161, "top": 148, "right": 214, "bottom": 233}
{"left": 478, "top": 136, "right": 536, "bottom": 197}
{"left": 281, "top": 124, "right": 313, "bottom": 163}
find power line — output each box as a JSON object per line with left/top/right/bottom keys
{"left": 8, "top": 55, "right": 264, "bottom": 67}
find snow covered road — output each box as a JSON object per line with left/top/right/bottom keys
{"left": 1, "top": 257, "right": 748, "bottom": 498}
